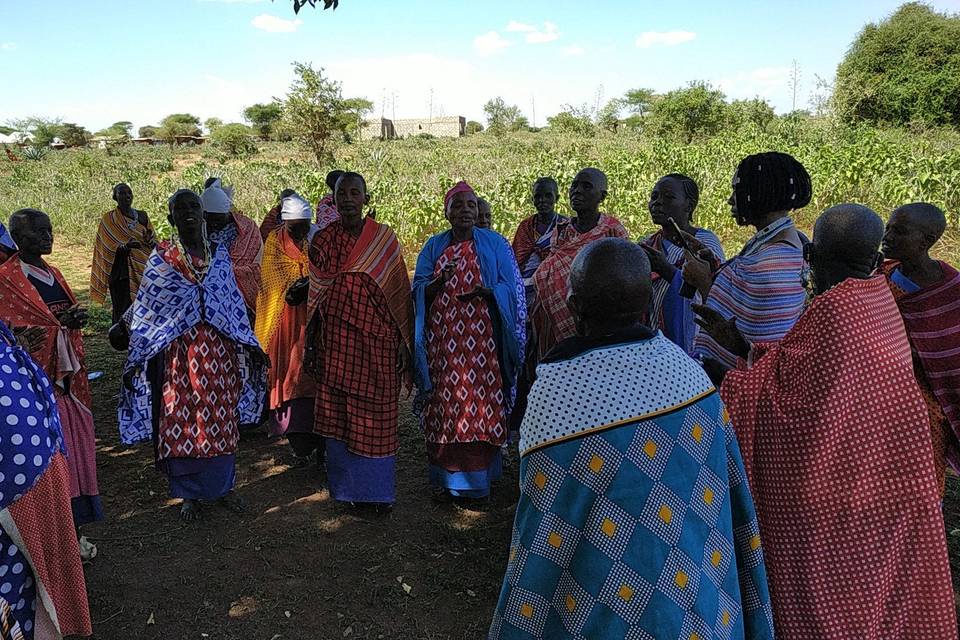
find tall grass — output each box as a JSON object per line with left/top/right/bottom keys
{"left": 2, "top": 120, "right": 958, "bottom": 262}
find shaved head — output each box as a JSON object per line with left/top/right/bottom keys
{"left": 895, "top": 202, "right": 947, "bottom": 242}
{"left": 811, "top": 204, "right": 883, "bottom": 294}
{"left": 577, "top": 168, "right": 607, "bottom": 192}
{"left": 569, "top": 238, "right": 651, "bottom": 334}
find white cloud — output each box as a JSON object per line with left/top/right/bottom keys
{"left": 505, "top": 21, "right": 560, "bottom": 44}
{"left": 1, "top": 43, "right": 16, "bottom": 51}
{"left": 716, "top": 66, "right": 791, "bottom": 102}
{"left": 562, "top": 45, "right": 586, "bottom": 57}
{"left": 505, "top": 21, "right": 536, "bottom": 33}
{"left": 635, "top": 30, "right": 696, "bottom": 48}
{"left": 473, "top": 31, "right": 511, "bottom": 56}
{"left": 525, "top": 21, "right": 560, "bottom": 44}
{"left": 251, "top": 14, "right": 303, "bottom": 33}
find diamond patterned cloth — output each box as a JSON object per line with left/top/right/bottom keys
{"left": 490, "top": 331, "right": 774, "bottom": 640}
{"left": 424, "top": 240, "right": 507, "bottom": 446}
{"left": 119, "top": 242, "right": 265, "bottom": 446}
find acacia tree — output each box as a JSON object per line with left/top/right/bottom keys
{"left": 278, "top": 62, "right": 372, "bottom": 162}
{"left": 243, "top": 102, "right": 283, "bottom": 139}
{"left": 155, "top": 113, "right": 202, "bottom": 141}
{"left": 649, "top": 82, "right": 728, "bottom": 142}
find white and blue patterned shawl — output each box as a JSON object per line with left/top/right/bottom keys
{"left": 118, "top": 243, "right": 265, "bottom": 445}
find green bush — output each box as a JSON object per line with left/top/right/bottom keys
{"left": 211, "top": 124, "right": 258, "bottom": 158}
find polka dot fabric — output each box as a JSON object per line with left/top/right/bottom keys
{"left": 0, "top": 323, "right": 62, "bottom": 510}
{"left": 721, "top": 275, "right": 958, "bottom": 638}
{"left": 520, "top": 334, "right": 714, "bottom": 455}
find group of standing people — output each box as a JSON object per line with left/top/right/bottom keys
{"left": 0, "top": 147, "right": 957, "bottom": 638}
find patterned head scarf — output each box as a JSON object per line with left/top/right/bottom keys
{"left": 444, "top": 181, "right": 475, "bottom": 212}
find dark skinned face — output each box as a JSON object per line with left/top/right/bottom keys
{"left": 14, "top": 213, "right": 54, "bottom": 257}
{"left": 477, "top": 201, "right": 492, "bottom": 229}
{"left": 334, "top": 176, "right": 369, "bottom": 222}
{"left": 204, "top": 210, "right": 232, "bottom": 232}
{"left": 569, "top": 171, "right": 605, "bottom": 216}
{"left": 649, "top": 176, "right": 691, "bottom": 228}
{"left": 533, "top": 183, "right": 558, "bottom": 217}
{"left": 446, "top": 192, "right": 477, "bottom": 233}
{"left": 169, "top": 194, "right": 205, "bottom": 242}
{"left": 728, "top": 172, "right": 747, "bottom": 227}
{"left": 882, "top": 209, "right": 928, "bottom": 262}
{"left": 287, "top": 219, "right": 311, "bottom": 242}
{"left": 114, "top": 184, "right": 133, "bottom": 211}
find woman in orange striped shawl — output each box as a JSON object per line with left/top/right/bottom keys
{"left": 255, "top": 194, "right": 320, "bottom": 463}
{"left": 202, "top": 178, "right": 264, "bottom": 313}
{"left": 89, "top": 183, "right": 155, "bottom": 323}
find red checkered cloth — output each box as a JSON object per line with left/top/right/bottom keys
{"left": 310, "top": 222, "right": 405, "bottom": 457}
{"left": 721, "top": 275, "right": 957, "bottom": 638}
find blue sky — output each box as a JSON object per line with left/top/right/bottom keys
{"left": 2, "top": 0, "right": 959, "bottom": 132}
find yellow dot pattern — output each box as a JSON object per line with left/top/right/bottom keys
{"left": 548, "top": 532, "right": 563, "bottom": 548}
{"left": 533, "top": 471, "right": 547, "bottom": 490}
{"left": 588, "top": 455, "right": 604, "bottom": 473}
{"left": 711, "top": 550, "right": 722, "bottom": 567}
{"left": 618, "top": 584, "right": 634, "bottom": 601}
{"left": 703, "top": 487, "right": 715, "bottom": 505}
{"left": 692, "top": 423, "right": 703, "bottom": 443}
{"left": 750, "top": 535, "right": 761, "bottom": 551}
{"left": 643, "top": 440, "right": 657, "bottom": 458}
{"left": 520, "top": 603, "right": 534, "bottom": 619}
{"left": 565, "top": 594, "right": 576, "bottom": 612}
{"left": 601, "top": 518, "right": 617, "bottom": 538}
{"left": 658, "top": 505, "right": 673, "bottom": 524}
{"left": 675, "top": 571, "right": 688, "bottom": 589}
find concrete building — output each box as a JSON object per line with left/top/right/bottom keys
{"left": 360, "top": 116, "right": 465, "bottom": 140}
{"left": 360, "top": 118, "right": 397, "bottom": 141}
{"left": 392, "top": 116, "right": 465, "bottom": 138}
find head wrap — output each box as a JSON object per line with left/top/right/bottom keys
{"left": 444, "top": 181, "right": 475, "bottom": 212}
{"left": 200, "top": 178, "right": 232, "bottom": 214}
{"left": 280, "top": 195, "right": 313, "bottom": 221}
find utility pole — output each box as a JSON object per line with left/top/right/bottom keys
{"left": 391, "top": 92, "right": 396, "bottom": 121}
{"left": 531, "top": 95, "right": 536, "bottom": 128}
{"left": 429, "top": 88, "right": 434, "bottom": 124}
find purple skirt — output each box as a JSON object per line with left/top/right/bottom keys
{"left": 325, "top": 439, "right": 395, "bottom": 504}
{"left": 160, "top": 454, "right": 236, "bottom": 501}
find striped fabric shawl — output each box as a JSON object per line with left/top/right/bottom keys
{"left": 89, "top": 208, "right": 155, "bottom": 305}
{"left": 880, "top": 259, "right": 960, "bottom": 466}
{"left": 308, "top": 218, "right": 414, "bottom": 366}
{"left": 693, "top": 217, "right": 806, "bottom": 369}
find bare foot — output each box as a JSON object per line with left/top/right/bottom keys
{"left": 180, "top": 499, "right": 202, "bottom": 522}
{"left": 219, "top": 491, "right": 246, "bottom": 514}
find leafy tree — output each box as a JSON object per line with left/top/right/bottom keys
{"left": 155, "top": 113, "right": 202, "bottom": 142}
{"left": 277, "top": 61, "right": 372, "bottom": 163}
{"left": 138, "top": 125, "right": 158, "bottom": 138}
{"left": 547, "top": 107, "right": 595, "bottom": 136}
{"left": 8, "top": 117, "right": 62, "bottom": 146}
{"left": 338, "top": 97, "right": 374, "bottom": 141}
{"left": 649, "top": 82, "right": 728, "bottom": 141}
{"left": 204, "top": 117, "right": 224, "bottom": 134}
{"left": 834, "top": 2, "right": 960, "bottom": 126}
{"left": 727, "top": 98, "right": 776, "bottom": 130}
{"left": 95, "top": 121, "right": 133, "bottom": 139}
{"left": 596, "top": 99, "right": 623, "bottom": 131}
{"left": 288, "top": 0, "right": 339, "bottom": 13}
{"left": 0, "top": 126, "right": 12, "bottom": 136}
{"left": 482, "top": 97, "right": 528, "bottom": 135}
{"left": 465, "top": 120, "right": 484, "bottom": 135}
{"left": 243, "top": 102, "right": 283, "bottom": 139}
{"left": 211, "top": 123, "right": 257, "bottom": 157}
{"left": 58, "top": 123, "right": 91, "bottom": 147}
{"left": 623, "top": 88, "right": 656, "bottom": 117}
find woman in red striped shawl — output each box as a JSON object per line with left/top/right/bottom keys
{"left": 880, "top": 202, "right": 960, "bottom": 496}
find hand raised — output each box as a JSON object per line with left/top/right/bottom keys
{"left": 692, "top": 304, "right": 750, "bottom": 359}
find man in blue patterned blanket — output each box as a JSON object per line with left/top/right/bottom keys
{"left": 489, "top": 238, "right": 774, "bottom": 640}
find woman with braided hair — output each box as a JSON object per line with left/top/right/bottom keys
{"left": 682, "top": 151, "right": 811, "bottom": 371}
{"left": 640, "top": 173, "right": 724, "bottom": 354}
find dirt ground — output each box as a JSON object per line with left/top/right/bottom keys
{"left": 49, "top": 244, "right": 960, "bottom": 639}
